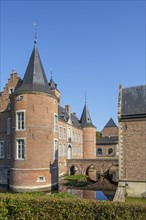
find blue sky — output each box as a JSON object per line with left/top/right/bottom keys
{"left": 0, "top": 0, "right": 145, "bottom": 131}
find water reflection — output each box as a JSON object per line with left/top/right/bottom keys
{"left": 59, "top": 176, "right": 117, "bottom": 201}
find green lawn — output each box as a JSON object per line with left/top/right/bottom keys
{"left": 126, "top": 197, "right": 146, "bottom": 205}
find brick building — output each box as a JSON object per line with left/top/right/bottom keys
{"left": 118, "top": 84, "right": 146, "bottom": 197}
{"left": 96, "top": 118, "right": 118, "bottom": 158}
{"left": 0, "top": 42, "right": 96, "bottom": 192}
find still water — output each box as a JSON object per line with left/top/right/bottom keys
{"left": 59, "top": 176, "right": 117, "bottom": 201}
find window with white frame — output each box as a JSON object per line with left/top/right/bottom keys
{"left": 16, "top": 111, "right": 25, "bottom": 130}
{"left": 64, "top": 144, "right": 66, "bottom": 157}
{"left": 68, "top": 127, "right": 71, "bottom": 138}
{"left": 63, "top": 128, "right": 66, "bottom": 139}
{"left": 7, "top": 118, "right": 11, "bottom": 134}
{"left": 59, "top": 143, "right": 62, "bottom": 157}
{"left": 54, "top": 114, "right": 58, "bottom": 132}
{"left": 54, "top": 139, "right": 58, "bottom": 160}
{"left": 9, "top": 87, "right": 14, "bottom": 94}
{"left": 7, "top": 141, "right": 11, "bottom": 159}
{"left": 0, "top": 141, "right": 4, "bottom": 159}
{"left": 16, "top": 139, "right": 25, "bottom": 159}
{"left": 59, "top": 127, "right": 62, "bottom": 139}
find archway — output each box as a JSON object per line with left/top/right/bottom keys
{"left": 68, "top": 164, "right": 81, "bottom": 175}
{"left": 82, "top": 164, "right": 103, "bottom": 182}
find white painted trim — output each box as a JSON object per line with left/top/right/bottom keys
{"left": 16, "top": 110, "right": 26, "bottom": 131}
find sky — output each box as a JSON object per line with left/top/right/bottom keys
{"left": 0, "top": 0, "right": 145, "bottom": 131}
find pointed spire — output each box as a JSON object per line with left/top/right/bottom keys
{"left": 48, "top": 69, "right": 57, "bottom": 90}
{"left": 104, "top": 118, "right": 117, "bottom": 128}
{"left": 16, "top": 45, "right": 52, "bottom": 94}
{"left": 80, "top": 103, "right": 95, "bottom": 128}
{"left": 33, "top": 22, "right": 37, "bottom": 45}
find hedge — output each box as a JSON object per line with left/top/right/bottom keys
{"left": 0, "top": 194, "right": 146, "bottom": 220}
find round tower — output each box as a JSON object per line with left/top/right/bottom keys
{"left": 10, "top": 44, "right": 59, "bottom": 192}
{"left": 80, "top": 103, "right": 96, "bottom": 159}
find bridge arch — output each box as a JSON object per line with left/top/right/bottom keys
{"left": 82, "top": 163, "right": 103, "bottom": 176}
{"left": 67, "top": 163, "right": 81, "bottom": 175}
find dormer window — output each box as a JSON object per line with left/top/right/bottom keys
{"left": 9, "top": 88, "right": 14, "bottom": 94}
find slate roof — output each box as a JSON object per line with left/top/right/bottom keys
{"left": 80, "top": 104, "right": 96, "bottom": 128}
{"left": 58, "top": 105, "right": 81, "bottom": 128}
{"left": 16, "top": 45, "right": 52, "bottom": 94}
{"left": 48, "top": 77, "right": 57, "bottom": 90}
{"left": 104, "top": 118, "right": 117, "bottom": 128}
{"left": 121, "top": 85, "right": 146, "bottom": 118}
{"left": 96, "top": 136, "right": 118, "bottom": 145}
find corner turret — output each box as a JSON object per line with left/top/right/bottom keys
{"left": 80, "top": 103, "right": 96, "bottom": 159}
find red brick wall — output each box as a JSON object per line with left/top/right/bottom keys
{"left": 83, "top": 127, "right": 96, "bottom": 159}
{"left": 120, "top": 119, "right": 146, "bottom": 180}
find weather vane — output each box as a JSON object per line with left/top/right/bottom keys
{"left": 33, "top": 22, "right": 38, "bottom": 44}
{"left": 85, "top": 92, "right": 87, "bottom": 104}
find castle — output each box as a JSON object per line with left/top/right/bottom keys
{"left": 1, "top": 40, "right": 145, "bottom": 197}
{"left": 0, "top": 42, "right": 96, "bottom": 192}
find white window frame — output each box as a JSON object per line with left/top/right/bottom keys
{"left": 54, "top": 139, "right": 58, "bottom": 160}
{"left": 7, "top": 141, "right": 11, "bottom": 159}
{"left": 37, "top": 176, "right": 45, "bottom": 182}
{"left": 7, "top": 117, "right": 11, "bottom": 135}
{"left": 9, "top": 87, "right": 14, "bottom": 94}
{"left": 59, "top": 143, "right": 62, "bottom": 157}
{"left": 54, "top": 114, "right": 58, "bottom": 132}
{"left": 16, "top": 110, "right": 25, "bottom": 131}
{"left": 64, "top": 144, "right": 66, "bottom": 157}
{"left": 63, "top": 128, "right": 66, "bottom": 139}
{"left": 16, "top": 138, "right": 25, "bottom": 160}
{"left": 0, "top": 141, "right": 4, "bottom": 159}
{"left": 59, "top": 126, "right": 62, "bottom": 139}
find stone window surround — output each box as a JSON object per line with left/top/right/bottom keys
{"left": 16, "top": 110, "right": 25, "bottom": 131}
{"left": 16, "top": 138, "right": 25, "bottom": 160}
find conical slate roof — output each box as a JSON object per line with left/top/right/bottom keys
{"left": 16, "top": 45, "right": 52, "bottom": 94}
{"left": 80, "top": 104, "right": 95, "bottom": 128}
{"left": 104, "top": 118, "right": 117, "bottom": 128}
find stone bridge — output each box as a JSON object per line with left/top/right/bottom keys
{"left": 67, "top": 158, "right": 118, "bottom": 180}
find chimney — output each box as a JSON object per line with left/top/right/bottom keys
{"left": 73, "top": 112, "right": 76, "bottom": 117}
{"left": 65, "top": 105, "right": 71, "bottom": 115}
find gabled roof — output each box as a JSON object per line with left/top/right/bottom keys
{"left": 121, "top": 85, "right": 146, "bottom": 117}
{"left": 96, "top": 136, "right": 118, "bottom": 145}
{"left": 80, "top": 103, "right": 96, "bottom": 128}
{"left": 58, "top": 105, "right": 81, "bottom": 128}
{"left": 104, "top": 118, "right": 117, "bottom": 128}
{"left": 16, "top": 45, "right": 52, "bottom": 94}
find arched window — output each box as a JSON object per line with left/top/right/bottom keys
{"left": 107, "top": 148, "right": 113, "bottom": 155}
{"left": 97, "top": 148, "right": 102, "bottom": 156}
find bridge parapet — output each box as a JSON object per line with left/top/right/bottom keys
{"left": 67, "top": 158, "right": 118, "bottom": 176}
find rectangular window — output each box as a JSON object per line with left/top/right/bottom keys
{"left": 7, "top": 141, "right": 11, "bottom": 159}
{"left": 0, "top": 141, "right": 4, "bottom": 159}
{"left": 16, "top": 139, "right": 25, "bottom": 159}
{"left": 7, "top": 118, "right": 11, "bottom": 134}
{"left": 16, "top": 111, "right": 25, "bottom": 130}
{"left": 59, "top": 143, "right": 62, "bottom": 157}
{"left": 59, "top": 127, "right": 62, "bottom": 139}
{"left": 64, "top": 144, "right": 66, "bottom": 157}
{"left": 63, "top": 128, "right": 66, "bottom": 139}
{"left": 54, "top": 114, "right": 58, "bottom": 132}
{"left": 54, "top": 140, "right": 58, "bottom": 160}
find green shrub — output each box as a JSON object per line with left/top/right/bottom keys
{"left": 0, "top": 194, "right": 145, "bottom": 220}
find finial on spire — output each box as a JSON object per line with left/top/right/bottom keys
{"left": 33, "top": 22, "right": 38, "bottom": 45}
{"left": 85, "top": 92, "right": 87, "bottom": 104}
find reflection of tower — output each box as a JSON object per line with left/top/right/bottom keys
{"left": 10, "top": 43, "right": 59, "bottom": 191}
{"left": 80, "top": 103, "right": 96, "bottom": 159}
